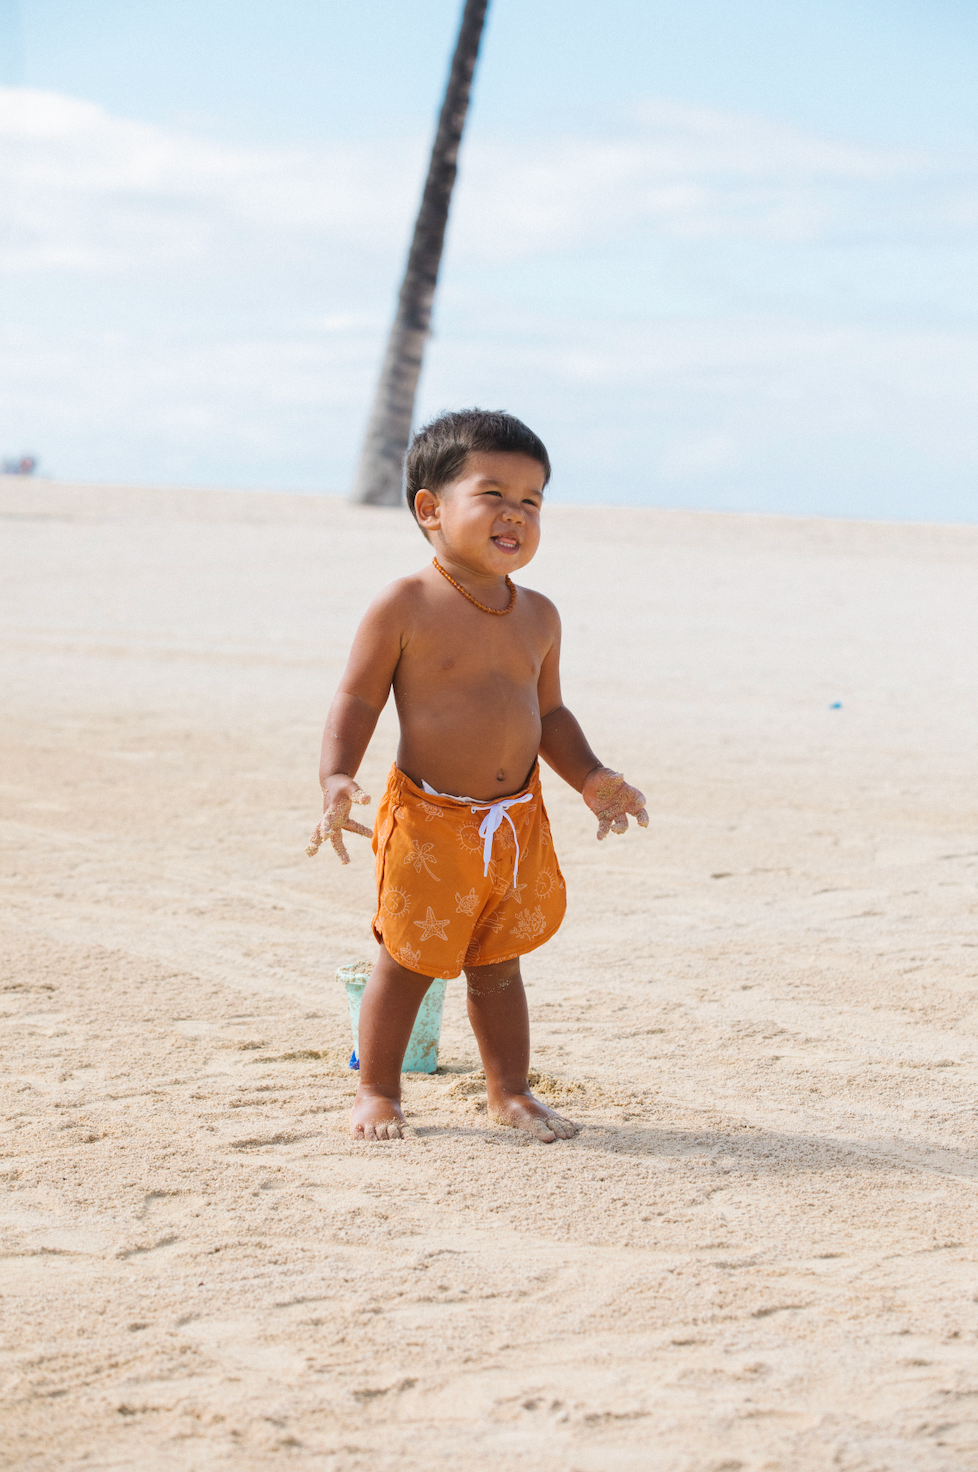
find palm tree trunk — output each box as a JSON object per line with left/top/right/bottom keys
{"left": 350, "top": 0, "right": 490, "bottom": 505}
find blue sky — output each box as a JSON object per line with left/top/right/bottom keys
{"left": 2, "top": 0, "right": 977, "bottom": 518}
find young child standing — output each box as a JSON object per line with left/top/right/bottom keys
{"left": 308, "top": 410, "right": 647, "bottom": 1143}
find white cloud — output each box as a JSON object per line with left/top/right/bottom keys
{"left": 3, "top": 88, "right": 977, "bottom": 279}
{"left": 0, "top": 87, "right": 422, "bottom": 275}
{"left": 450, "top": 103, "right": 978, "bottom": 260}
{"left": 1, "top": 86, "right": 977, "bottom": 518}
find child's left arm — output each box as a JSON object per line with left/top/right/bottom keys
{"left": 536, "top": 611, "right": 648, "bottom": 841}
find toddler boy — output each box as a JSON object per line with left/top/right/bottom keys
{"left": 308, "top": 410, "right": 647, "bottom": 1142}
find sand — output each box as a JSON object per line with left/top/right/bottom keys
{"left": 2, "top": 478, "right": 978, "bottom": 1471}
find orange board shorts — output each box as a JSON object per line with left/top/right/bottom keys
{"left": 372, "top": 762, "right": 566, "bottom": 978}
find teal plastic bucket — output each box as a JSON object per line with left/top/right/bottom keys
{"left": 337, "top": 961, "right": 448, "bottom": 1074}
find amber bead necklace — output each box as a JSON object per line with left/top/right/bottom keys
{"left": 432, "top": 557, "right": 517, "bottom": 616}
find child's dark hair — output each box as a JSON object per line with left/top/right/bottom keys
{"left": 405, "top": 408, "right": 550, "bottom": 527}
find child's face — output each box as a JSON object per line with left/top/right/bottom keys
{"left": 415, "top": 451, "right": 545, "bottom": 575}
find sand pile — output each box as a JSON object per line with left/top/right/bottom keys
{"left": 2, "top": 479, "right": 978, "bottom": 1470}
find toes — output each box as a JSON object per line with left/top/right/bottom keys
{"left": 488, "top": 1098, "right": 578, "bottom": 1143}
{"left": 351, "top": 1115, "right": 404, "bottom": 1141}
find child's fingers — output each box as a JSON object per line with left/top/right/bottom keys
{"left": 308, "top": 791, "right": 372, "bottom": 860}
{"left": 595, "top": 804, "right": 649, "bottom": 839}
{"left": 305, "top": 820, "right": 327, "bottom": 857}
{"left": 343, "top": 819, "right": 373, "bottom": 839}
{"left": 589, "top": 774, "right": 649, "bottom": 843}
{"left": 351, "top": 789, "right": 372, "bottom": 807}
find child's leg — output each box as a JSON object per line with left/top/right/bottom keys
{"left": 351, "top": 943, "right": 433, "bottom": 1141}
{"left": 465, "top": 958, "right": 578, "bottom": 1144}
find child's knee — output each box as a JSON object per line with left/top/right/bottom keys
{"left": 465, "top": 958, "right": 521, "bottom": 996}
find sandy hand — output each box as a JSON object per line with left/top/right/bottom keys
{"left": 305, "top": 784, "right": 372, "bottom": 864}
{"left": 582, "top": 767, "right": 649, "bottom": 841}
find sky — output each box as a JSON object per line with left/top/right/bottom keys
{"left": 2, "top": 0, "right": 977, "bottom": 518}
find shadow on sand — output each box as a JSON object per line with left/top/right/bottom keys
{"left": 413, "top": 1115, "right": 978, "bottom": 1185}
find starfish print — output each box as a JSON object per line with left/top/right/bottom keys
{"left": 413, "top": 906, "right": 450, "bottom": 942}
{"left": 403, "top": 840, "right": 439, "bottom": 879}
{"left": 455, "top": 888, "right": 480, "bottom": 916}
{"left": 502, "top": 876, "right": 528, "bottom": 906}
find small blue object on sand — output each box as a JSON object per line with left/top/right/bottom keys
{"left": 349, "top": 1049, "right": 360, "bottom": 1071}
{"left": 829, "top": 701, "right": 842, "bottom": 709}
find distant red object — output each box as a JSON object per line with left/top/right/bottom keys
{"left": 2, "top": 455, "right": 37, "bottom": 476}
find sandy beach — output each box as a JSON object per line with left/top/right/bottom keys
{"left": 2, "top": 478, "right": 978, "bottom": 1470}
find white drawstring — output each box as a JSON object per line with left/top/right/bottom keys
{"left": 469, "top": 793, "right": 533, "bottom": 885}
{"left": 421, "top": 780, "right": 533, "bottom": 885}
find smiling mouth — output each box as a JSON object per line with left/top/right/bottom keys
{"left": 492, "top": 535, "right": 520, "bottom": 551}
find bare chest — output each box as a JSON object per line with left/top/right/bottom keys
{"left": 397, "top": 604, "right": 548, "bottom": 691}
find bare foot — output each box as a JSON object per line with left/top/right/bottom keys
{"left": 488, "top": 1089, "right": 579, "bottom": 1144}
{"left": 350, "top": 1087, "right": 407, "bottom": 1141}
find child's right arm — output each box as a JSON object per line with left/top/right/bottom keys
{"left": 306, "top": 588, "right": 406, "bottom": 864}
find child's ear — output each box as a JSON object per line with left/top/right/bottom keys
{"left": 414, "top": 489, "right": 440, "bottom": 528}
